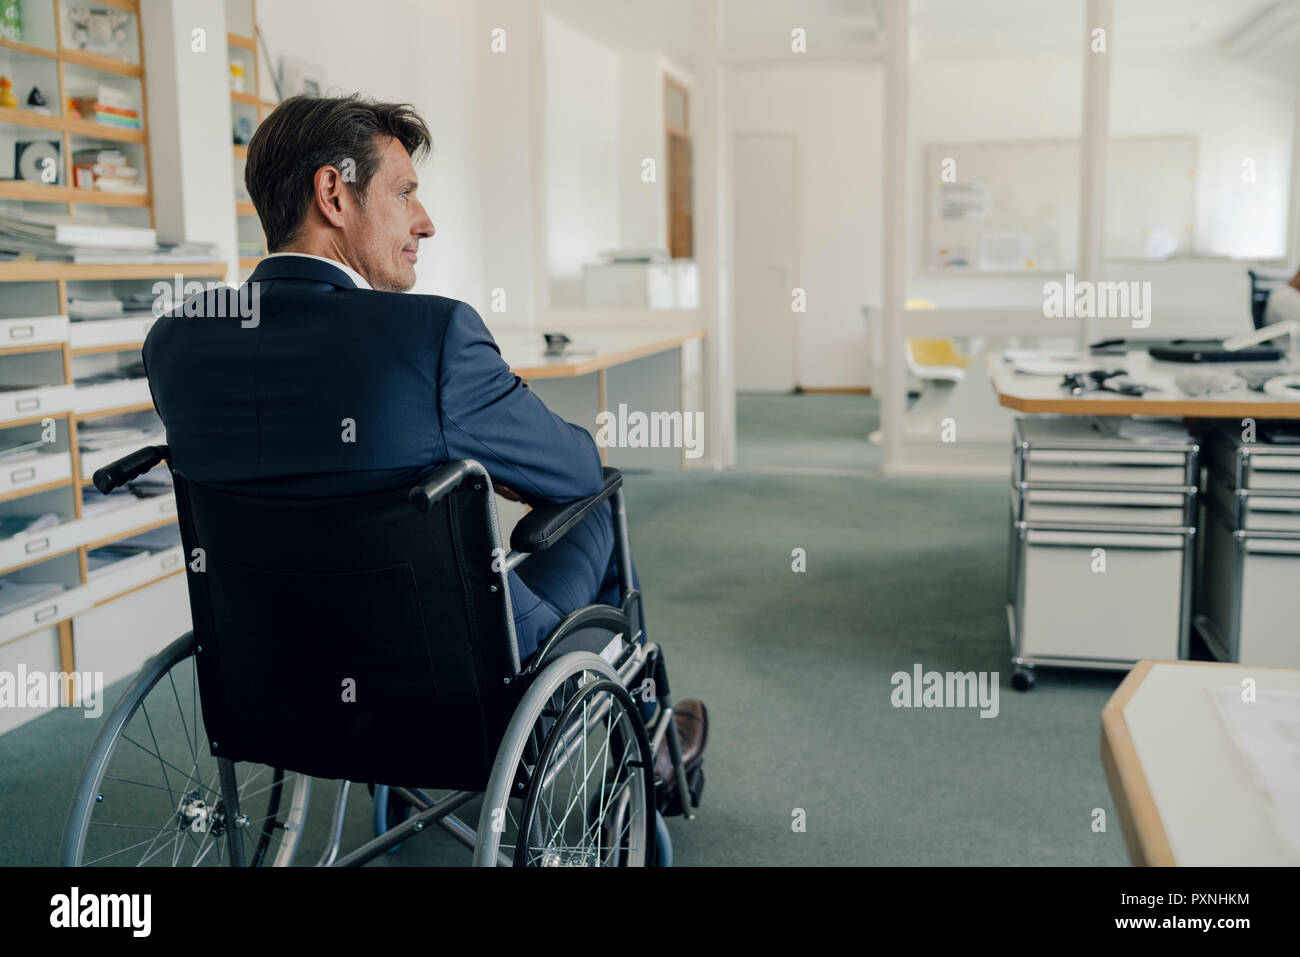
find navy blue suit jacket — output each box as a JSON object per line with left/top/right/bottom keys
{"left": 143, "top": 255, "right": 613, "bottom": 661}
{"left": 142, "top": 255, "right": 603, "bottom": 506}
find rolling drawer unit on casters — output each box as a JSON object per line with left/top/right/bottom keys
{"left": 1007, "top": 418, "right": 1199, "bottom": 691}
{"left": 1197, "top": 428, "right": 1300, "bottom": 667}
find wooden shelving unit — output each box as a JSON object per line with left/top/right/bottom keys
{"left": 0, "top": 0, "right": 225, "bottom": 700}
{"left": 226, "top": 0, "right": 272, "bottom": 278}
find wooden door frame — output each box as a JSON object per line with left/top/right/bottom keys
{"left": 665, "top": 74, "right": 692, "bottom": 258}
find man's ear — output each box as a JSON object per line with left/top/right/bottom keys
{"left": 312, "top": 165, "right": 348, "bottom": 229}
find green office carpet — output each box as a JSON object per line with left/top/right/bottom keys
{"left": 0, "top": 395, "right": 1129, "bottom": 866}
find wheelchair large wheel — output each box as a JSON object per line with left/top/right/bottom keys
{"left": 59, "top": 632, "right": 311, "bottom": 867}
{"left": 473, "top": 652, "right": 654, "bottom": 867}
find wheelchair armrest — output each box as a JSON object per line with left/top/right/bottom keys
{"left": 509, "top": 467, "right": 622, "bottom": 553}
{"left": 93, "top": 444, "right": 170, "bottom": 494}
{"left": 408, "top": 460, "right": 477, "bottom": 513}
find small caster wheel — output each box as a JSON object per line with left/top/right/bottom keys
{"left": 1011, "top": 667, "right": 1036, "bottom": 692}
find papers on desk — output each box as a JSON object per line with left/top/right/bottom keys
{"left": 1002, "top": 350, "right": 1101, "bottom": 376}
{"left": 1210, "top": 688, "right": 1300, "bottom": 861}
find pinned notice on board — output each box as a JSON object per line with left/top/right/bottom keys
{"left": 939, "top": 182, "right": 991, "bottom": 221}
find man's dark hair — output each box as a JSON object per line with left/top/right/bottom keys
{"left": 244, "top": 94, "right": 432, "bottom": 252}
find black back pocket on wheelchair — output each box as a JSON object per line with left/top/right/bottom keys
{"left": 171, "top": 472, "right": 521, "bottom": 791}
{"left": 199, "top": 557, "right": 441, "bottom": 779}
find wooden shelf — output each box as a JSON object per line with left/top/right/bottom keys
{"left": 75, "top": 401, "right": 155, "bottom": 422}
{"left": 238, "top": 257, "right": 262, "bottom": 270}
{"left": 0, "top": 262, "right": 227, "bottom": 282}
{"left": 0, "top": 0, "right": 206, "bottom": 677}
{"left": 0, "top": 477, "right": 72, "bottom": 505}
{"left": 80, "top": 516, "right": 177, "bottom": 554}
{"left": 59, "top": 47, "right": 144, "bottom": 79}
{"left": 230, "top": 91, "right": 260, "bottom": 107}
{"left": 0, "top": 342, "right": 66, "bottom": 357}
{"left": 71, "top": 342, "right": 145, "bottom": 356}
{"left": 236, "top": 201, "right": 257, "bottom": 216}
{"left": 0, "top": 106, "right": 146, "bottom": 142}
{"left": 62, "top": 115, "right": 147, "bottom": 143}
{"left": 227, "top": 32, "right": 256, "bottom": 51}
{"left": 84, "top": 0, "right": 139, "bottom": 11}
{"left": 90, "top": 565, "right": 184, "bottom": 609}
{"left": 0, "top": 180, "right": 148, "bottom": 206}
{"left": 232, "top": 144, "right": 247, "bottom": 159}
{"left": 0, "top": 37, "right": 58, "bottom": 61}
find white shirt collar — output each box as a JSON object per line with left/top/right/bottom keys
{"left": 263, "top": 251, "right": 372, "bottom": 290}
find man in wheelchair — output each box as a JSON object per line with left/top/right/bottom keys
{"left": 59, "top": 94, "right": 706, "bottom": 868}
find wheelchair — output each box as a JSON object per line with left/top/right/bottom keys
{"left": 58, "top": 447, "right": 698, "bottom": 867}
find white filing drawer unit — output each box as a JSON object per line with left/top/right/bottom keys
{"left": 1007, "top": 418, "right": 1199, "bottom": 683}
{"left": 1196, "top": 430, "right": 1300, "bottom": 667}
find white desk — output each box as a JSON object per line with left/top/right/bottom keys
{"left": 1101, "top": 660, "right": 1300, "bottom": 866}
{"left": 990, "top": 350, "right": 1300, "bottom": 419}
{"left": 496, "top": 326, "right": 706, "bottom": 473}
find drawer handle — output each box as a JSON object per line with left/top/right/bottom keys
{"left": 24, "top": 537, "right": 51, "bottom": 555}
{"left": 160, "top": 554, "right": 180, "bottom": 570}
{"left": 8, "top": 324, "right": 34, "bottom": 340}
{"left": 15, "top": 397, "right": 39, "bottom": 412}
{"left": 9, "top": 466, "right": 36, "bottom": 483}
{"left": 33, "top": 603, "right": 59, "bottom": 622}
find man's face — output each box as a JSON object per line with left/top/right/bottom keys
{"left": 343, "top": 136, "right": 434, "bottom": 292}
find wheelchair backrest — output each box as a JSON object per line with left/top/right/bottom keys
{"left": 171, "top": 471, "right": 520, "bottom": 791}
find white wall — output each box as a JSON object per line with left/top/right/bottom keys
{"left": 545, "top": 14, "right": 621, "bottom": 306}
{"left": 1112, "top": 51, "right": 1295, "bottom": 261}
{"left": 905, "top": 47, "right": 1298, "bottom": 333}
{"left": 617, "top": 53, "right": 696, "bottom": 254}
{"left": 254, "top": 0, "right": 486, "bottom": 308}
{"left": 729, "top": 61, "right": 883, "bottom": 388}
{"left": 618, "top": 53, "right": 664, "bottom": 251}
{"left": 141, "top": 0, "right": 238, "bottom": 265}
{"left": 475, "top": 0, "right": 541, "bottom": 323}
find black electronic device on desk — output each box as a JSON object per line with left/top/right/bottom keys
{"left": 1147, "top": 341, "right": 1285, "bottom": 363}
{"left": 1089, "top": 337, "right": 1285, "bottom": 362}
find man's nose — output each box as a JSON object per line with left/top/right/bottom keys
{"left": 413, "top": 204, "right": 435, "bottom": 239}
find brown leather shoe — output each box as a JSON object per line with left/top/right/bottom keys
{"left": 654, "top": 698, "right": 708, "bottom": 784}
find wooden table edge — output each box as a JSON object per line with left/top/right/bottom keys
{"left": 1100, "top": 659, "right": 1178, "bottom": 866}
{"left": 996, "top": 388, "right": 1300, "bottom": 419}
{"left": 511, "top": 330, "right": 704, "bottom": 380}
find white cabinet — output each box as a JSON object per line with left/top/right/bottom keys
{"left": 1007, "top": 417, "right": 1199, "bottom": 683}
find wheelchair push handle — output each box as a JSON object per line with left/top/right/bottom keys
{"left": 92, "top": 444, "right": 170, "bottom": 494}
{"left": 408, "top": 460, "right": 475, "bottom": 512}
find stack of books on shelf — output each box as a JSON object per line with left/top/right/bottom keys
{"left": 0, "top": 212, "right": 218, "bottom": 264}
{"left": 68, "top": 293, "right": 158, "bottom": 320}
{"left": 67, "top": 86, "right": 143, "bottom": 131}
{"left": 71, "top": 147, "right": 145, "bottom": 194}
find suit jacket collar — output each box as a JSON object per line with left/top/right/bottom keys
{"left": 247, "top": 254, "right": 360, "bottom": 289}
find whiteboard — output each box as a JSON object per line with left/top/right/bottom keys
{"left": 925, "top": 136, "right": 1198, "bottom": 273}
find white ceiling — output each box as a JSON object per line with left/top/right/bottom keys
{"left": 911, "top": 0, "right": 1300, "bottom": 61}
{"left": 544, "top": 0, "right": 1300, "bottom": 78}
{"left": 544, "top": 0, "right": 883, "bottom": 69}
{"left": 545, "top": 0, "right": 698, "bottom": 67}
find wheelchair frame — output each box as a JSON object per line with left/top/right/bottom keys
{"left": 59, "top": 449, "right": 696, "bottom": 867}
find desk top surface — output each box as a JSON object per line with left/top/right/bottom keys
{"left": 990, "top": 350, "right": 1300, "bottom": 419}
{"left": 498, "top": 327, "right": 704, "bottom": 379}
{"left": 1101, "top": 660, "right": 1300, "bottom": 866}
